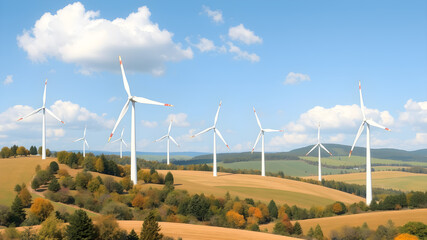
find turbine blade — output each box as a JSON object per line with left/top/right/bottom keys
{"left": 85, "top": 139, "right": 89, "bottom": 148}
{"left": 251, "top": 131, "right": 262, "bottom": 153}
{"left": 17, "top": 107, "right": 42, "bottom": 121}
{"left": 110, "top": 138, "right": 121, "bottom": 144}
{"left": 109, "top": 99, "right": 130, "bottom": 142}
{"left": 320, "top": 143, "right": 332, "bottom": 156}
{"left": 43, "top": 79, "right": 47, "bottom": 107}
{"left": 121, "top": 128, "right": 124, "bottom": 138}
{"left": 83, "top": 127, "right": 87, "bottom": 137}
{"left": 119, "top": 56, "right": 131, "bottom": 97}
{"left": 306, "top": 144, "right": 318, "bottom": 156}
{"left": 359, "top": 81, "right": 366, "bottom": 120}
{"left": 155, "top": 135, "right": 167, "bottom": 142}
{"left": 122, "top": 139, "right": 128, "bottom": 148}
{"left": 168, "top": 120, "right": 172, "bottom": 135}
{"left": 169, "top": 136, "right": 179, "bottom": 147}
{"left": 45, "top": 108, "right": 65, "bottom": 124}
{"left": 192, "top": 126, "right": 214, "bottom": 138}
{"left": 253, "top": 107, "right": 262, "bottom": 129}
{"left": 263, "top": 129, "right": 283, "bottom": 133}
{"left": 74, "top": 138, "right": 84, "bottom": 142}
{"left": 133, "top": 96, "right": 173, "bottom": 107}
{"left": 349, "top": 122, "right": 365, "bottom": 157}
{"left": 366, "top": 119, "right": 391, "bottom": 131}
{"left": 215, "top": 129, "right": 230, "bottom": 149}
{"left": 214, "top": 101, "right": 222, "bottom": 126}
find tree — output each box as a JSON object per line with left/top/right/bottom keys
{"left": 49, "top": 161, "right": 59, "bottom": 174}
{"left": 31, "top": 177, "right": 41, "bottom": 190}
{"left": 1, "top": 146, "right": 11, "bottom": 158}
{"left": 16, "top": 146, "right": 27, "bottom": 156}
{"left": 48, "top": 178, "right": 61, "bottom": 192}
{"left": 187, "top": 194, "right": 210, "bottom": 221}
{"left": 121, "top": 177, "right": 133, "bottom": 191}
{"left": 10, "top": 195, "right": 26, "bottom": 226}
{"left": 11, "top": 145, "right": 18, "bottom": 156}
{"left": 38, "top": 146, "right": 43, "bottom": 155}
{"left": 37, "top": 214, "right": 64, "bottom": 240}
{"left": 140, "top": 211, "right": 163, "bottom": 240}
{"left": 400, "top": 222, "right": 427, "bottom": 239}
{"left": 314, "top": 224, "right": 324, "bottom": 240}
{"left": 293, "top": 222, "right": 303, "bottom": 236}
{"left": 268, "top": 200, "right": 278, "bottom": 219}
{"left": 14, "top": 184, "right": 22, "bottom": 193}
{"left": 307, "top": 227, "right": 314, "bottom": 238}
{"left": 66, "top": 209, "right": 98, "bottom": 240}
{"left": 394, "top": 233, "right": 419, "bottom": 240}
{"left": 75, "top": 171, "right": 93, "bottom": 189}
{"left": 30, "top": 198, "right": 54, "bottom": 221}
{"left": 332, "top": 201, "right": 346, "bottom": 215}
{"left": 132, "top": 193, "right": 145, "bottom": 209}
{"left": 226, "top": 210, "right": 246, "bottom": 228}
{"left": 95, "top": 215, "right": 127, "bottom": 240}
{"left": 29, "top": 146, "right": 38, "bottom": 155}
{"left": 127, "top": 229, "right": 139, "bottom": 240}
{"left": 87, "top": 177, "right": 101, "bottom": 192}
{"left": 164, "top": 172, "right": 174, "bottom": 186}
{"left": 95, "top": 157, "right": 105, "bottom": 173}
{"left": 18, "top": 187, "right": 32, "bottom": 207}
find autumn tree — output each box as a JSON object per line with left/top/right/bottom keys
{"left": 18, "top": 187, "right": 32, "bottom": 207}
{"left": 226, "top": 210, "right": 246, "bottom": 228}
{"left": 121, "top": 177, "right": 133, "bottom": 191}
{"left": 394, "top": 233, "right": 419, "bottom": 240}
{"left": 95, "top": 215, "right": 127, "bottom": 240}
{"left": 30, "top": 198, "right": 54, "bottom": 221}
{"left": 37, "top": 214, "right": 64, "bottom": 240}
{"left": 140, "top": 211, "right": 163, "bottom": 240}
{"left": 132, "top": 193, "right": 145, "bottom": 209}
{"left": 16, "top": 146, "right": 27, "bottom": 156}
{"left": 0, "top": 146, "right": 11, "bottom": 158}
{"left": 332, "top": 201, "right": 346, "bottom": 215}
{"left": 66, "top": 209, "right": 98, "bottom": 240}
{"left": 95, "top": 157, "right": 105, "bottom": 173}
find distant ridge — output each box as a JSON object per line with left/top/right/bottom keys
{"left": 68, "top": 151, "right": 208, "bottom": 157}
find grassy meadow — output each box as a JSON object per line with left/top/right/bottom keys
{"left": 302, "top": 155, "right": 427, "bottom": 167}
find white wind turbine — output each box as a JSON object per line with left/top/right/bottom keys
{"left": 305, "top": 124, "right": 332, "bottom": 181}
{"left": 74, "top": 127, "right": 89, "bottom": 157}
{"left": 349, "top": 81, "right": 391, "bottom": 205}
{"left": 17, "top": 79, "right": 65, "bottom": 160}
{"left": 111, "top": 128, "right": 127, "bottom": 159}
{"left": 192, "top": 101, "right": 230, "bottom": 177}
{"left": 154, "top": 120, "right": 179, "bottom": 165}
{"left": 108, "top": 56, "right": 173, "bottom": 184}
{"left": 251, "top": 107, "right": 283, "bottom": 177}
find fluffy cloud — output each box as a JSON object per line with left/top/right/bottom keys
{"left": 17, "top": 2, "right": 193, "bottom": 75}
{"left": 3, "top": 75, "right": 13, "bottom": 85}
{"left": 283, "top": 72, "right": 311, "bottom": 85}
{"left": 227, "top": 42, "right": 259, "bottom": 62}
{"left": 202, "top": 6, "right": 224, "bottom": 23}
{"left": 270, "top": 133, "right": 313, "bottom": 147}
{"left": 228, "top": 24, "right": 262, "bottom": 45}
{"left": 108, "top": 96, "right": 118, "bottom": 103}
{"left": 399, "top": 99, "right": 427, "bottom": 129}
{"left": 195, "top": 38, "right": 216, "bottom": 52}
{"left": 46, "top": 128, "right": 65, "bottom": 137}
{"left": 141, "top": 120, "right": 158, "bottom": 128}
{"left": 165, "top": 113, "right": 190, "bottom": 127}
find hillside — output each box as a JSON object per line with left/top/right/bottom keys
{"left": 149, "top": 170, "right": 364, "bottom": 208}
{"left": 303, "top": 171, "right": 427, "bottom": 192}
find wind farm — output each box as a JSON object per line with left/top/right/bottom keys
{"left": 1, "top": 1, "right": 426, "bottom": 240}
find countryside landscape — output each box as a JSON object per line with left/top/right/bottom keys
{"left": 1, "top": 1, "right": 426, "bottom": 240}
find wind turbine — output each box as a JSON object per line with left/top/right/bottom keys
{"left": 74, "top": 127, "right": 89, "bottom": 157}
{"left": 108, "top": 56, "right": 173, "bottom": 184}
{"left": 154, "top": 120, "right": 179, "bottom": 165}
{"left": 251, "top": 107, "right": 283, "bottom": 177}
{"left": 192, "top": 101, "right": 230, "bottom": 177}
{"left": 349, "top": 81, "right": 391, "bottom": 205}
{"left": 305, "top": 124, "right": 332, "bottom": 181}
{"left": 17, "top": 79, "right": 65, "bottom": 160}
{"left": 111, "top": 128, "right": 127, "bottom": 159}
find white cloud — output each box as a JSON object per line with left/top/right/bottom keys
{"left": 227, "top": 42, "right": 260, "bottom": 62}
{"left": 47, "top": 128, "right": 65, "bottom": 137}
{"left": 228, "top": 24, "right": 262, "bottom": 45}
{"left": 284, "top": 72, "right": 311, "bottom": 85}
{"left": 108, "top": 96, "right": 118, "bottom": 102}
{"left": 270, "top": 133, "right": 313, "bottom": 146}
{"left": 3, "top": 75, "right": 13, "bottom": 85}
{"left": 141, "top": 120, "right": 158, "bottom": 128}
{"left": 165, "top": 113, "right": 190, "bottom": 127}
{"left": 399, "top": 99, "right": 427, "bottom": 129}
{"left": 410, "top": 133, "right": 427, "bottom": 145}
{"left": 17, "top": 2, "right": 193, "bottom": 75}
{"left": 328, "top": 134, "right": 345, "bottom": 143}
{"left": 195, "top": 38, "right": 216, "bottom": 52}
{"left": 202, "top": 6, "right": 224, "bottom": 23}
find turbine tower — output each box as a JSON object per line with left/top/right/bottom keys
{"left": 17, "top": 79, "right": 65, "bottom": 159}
{"left": 111, "top": 128, "right": 127, "bottom": 158}
{"left": 251, "top": 107, "right": 283, "bottom": 177}
{"left": 192, "top": 101, "right": 230, "bottom": 177}
{"left": 74, "top": 127, "right": 89, "bottom": 157}
{"left": 349, "top": 81, "right": 391, "bottom": 205}
{"left": 305, "top": 124, "right": 332, "bottom": 181}
{"left": 108, "top": 56, "right": 173, "bottom": 185}
{"left": 154, "top": 120, "right": 179, "bottom": 165}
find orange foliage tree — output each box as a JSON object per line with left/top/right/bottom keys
{"left": 394, "top": 233, "right": 419, "bottom": 240}
{"left": 132, "top": 193, "right": 145, "bottom": 209}
{"left": 30, "top": 198, "right": 54, "bottom": 221}
{"left": 226, "top": 210, "right": 246, "bottom": 228}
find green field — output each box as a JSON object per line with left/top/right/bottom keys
{"left": 216, "top": 160, "right": 360, "bottom": 177}
{"left": 302, "top": 156, "right": 427, "bottom": 167}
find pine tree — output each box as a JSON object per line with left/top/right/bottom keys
{"left": 293, "top": 222, "right": 303, "bottom": 236}
{"left": 127, "top": 229, "right": 139, "bottom": 240}
{"left": 307, "top": 227, "right": 314, "bottom": 237}
{"left": 66, "top": 209, "right": 98, "bottom": 240}
{"left": 10, "top": 195, "right": 26, "bottom": 226}
{"left": 140, "top": 211, "right": 163, "bottom": 240}
{"left": 48, "top": 161, "right": 59, "bottom": 174}
{"left": 14, "top": 184, "right": 22, "bottom": 193}
{"left": 48, "top": 178, "right": 61, "bottom": 192}
{"left": 164, "top": 171, "right": 174, "bottom": 186}
{"left": 268, "top": 200, "right": 278, "bottom": 219}
{"left": 314, "top": 224, "right": 324, "bottom": 240}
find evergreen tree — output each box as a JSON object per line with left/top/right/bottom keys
{"left": 29, "top": 146, "right": 38, "bottom": 155}
{"left": 293, "top": 222, "right": 303, "bottom": 236}
{"left": 307, "top": 227, "right": 314, "bottom": 238}
{"left": 48, "top": 161, "right": 59, "bottom": 174}
{"left": 11, "top": 145, "right": 18, "bottom": 156}
{"left": 314, "top": 224, "right": 324, "bottom": 240}
{"left": 140, "top": 211, "right": 163, "bottom": 240}
{"left": 65, "top": 209, "right": 98, "bottom": 240}
{"left": 14, "top": 184, "right": 22, "bottom": 193}
{"left": 164, "top": 171, "right": 174, "bottom": 186}
{"left": 31, "top": 177, "right": 41, "bottom": 190}
{"left": 268, "top": 200, "right": 278, "bottom": 219}
{"left": 127, "top": 229, "right": 139, "bottom": 240}
{"left": 48, "top": 178, "right": 61, "bottom": 192}
{"left": 10, "top": 195, "right": 26, "bottom": 226}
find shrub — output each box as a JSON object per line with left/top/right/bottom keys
{"left": 101, "top": 202, "right": 133, "bottom": 220}
{"left": 38, "top": 215, "right": 64, "bottom": 239}
{"left": 75, "top": 171, "right": 93, "bottom": 189}
{"left": 48, "top": 161, "right": 59, "bottom": 173}
{"left": 94, "top": 215, "right": 127, "bottom": 240}
{"left": 48, "top": 178, "right": 61, "bottom": 192}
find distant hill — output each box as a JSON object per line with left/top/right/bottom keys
{"left": 191, "top": 152, "right": 300, "bottom": 163}
{"left": 68, "top": 150, "right": 208, "bottom": 158}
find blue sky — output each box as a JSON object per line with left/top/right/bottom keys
{"left": 0, "top": 0, "right": 426, "bottom": 153}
